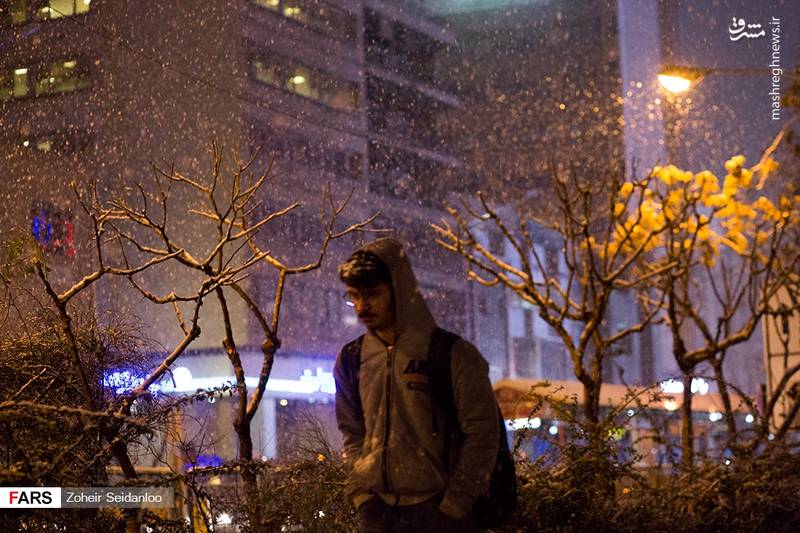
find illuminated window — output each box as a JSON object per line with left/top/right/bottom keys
{"left": 282, "top": 0, "right": 307, "bottom": 23}
{"left": 19, "top": 130, "right": 92, "bottom": 154}
{"left": 253, "top": 61, "right": 280, "bottom": 86}
{"left": 37, "top": 0, "right": 90, "bottom": 20}
{"left": 330, "top": 85, "right": 359, "bottom": 110}
{"left": 35, "top": 59, "right": 90, "bottom": 95}
{"left": 253, "top": 0, "right": 280, "bottom": 11}
{"left": 252, "top": 54, "right": 358, "bottom": 111}
{"left": 287, "top": 67, "right": 316, "bottom": 99}
{"left": 252, "top": 0, "right": 355, "bottom": 42}
{"left": 1, "top": 0, "right": 28, "bottom": 25}
{"left": 0, "top": 67, "right": 29, "bottom": 101}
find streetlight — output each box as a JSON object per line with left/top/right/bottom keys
{"left": 657, "top": 65, "right": 777, "bottom": 94}
{"left": 657, "top": 66, "right": 703, "bottom": 93}
{"left": 657, "top": 73, "right": 693, "bottom": 93}
{"left": 658, "top": 64, "right": 799, "bottom": 434}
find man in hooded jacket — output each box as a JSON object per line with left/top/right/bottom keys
{"left": 334, "top": 238, "right": 499, "bottom": 533}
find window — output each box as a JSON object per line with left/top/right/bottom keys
{"left": 2, "top": 0, "right": 91, "bottom": 26}
{"left": 252, "top": 0, "right": 356, "bottom": 42}
{"left": 2, "top": 60, "right": 91, "bottom": 101}
{"left": 281, "top": 0, "right": 308, "bottom": 24}
{"left": 544, "top": 245, "right": 560, "bottom": 274}
{"left": 37, "top": 0, "right": 91, "bottom": 20}
{"left": 488, "top": 230, "right": 505, "bottom": 255}
{"left": 420, "top": 284, "right": 466, "bottom": 334}
{"left": 252, "top": 55, "right": 358, "bottom": 111}
{"left": 254, "top": 0, "right": 280, "bottom": 12}
{"left": 35, "top": 59, "right": 90, "bottom": 95}
{"left": 1, "top": 0, "right": 28, "bottom": 25}
{"left": 523, "top": 309, "right": 534, "bottom": 337}
{"left": 20, "top": 130, "right": 92, "bottom": 154}
{"left": 541, "top": 339, "right": 568, "bottom": 380}
{"left": 287, "top": 66, "right": 315, "bottom": 99}
{"left": 251, "top": 127, "right": 363, "bottom": 181}
{"left": 0, "top": 66, "right": 29, "bottom": 100}
{"left": 512, "top": 337, "right": 536, "bottom": 377}
{"left": 364, "top": 10, "right": 438, "bottom": 85}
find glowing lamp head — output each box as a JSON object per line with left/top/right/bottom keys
{"left": 658, "top": 74, "right": 692, "bottom": 93}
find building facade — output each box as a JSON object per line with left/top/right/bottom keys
{"left": 0, "top": 0, "right": 468, "bottom": 462}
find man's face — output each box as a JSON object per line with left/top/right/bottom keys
{"left": 345, "top": 283, "right": 395, "bottom": 330}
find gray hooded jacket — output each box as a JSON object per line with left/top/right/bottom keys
{"left": 334, "top": 238, "right": 499, "bottom": 518}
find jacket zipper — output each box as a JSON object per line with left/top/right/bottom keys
{"left": 381, "top": 344, "right": 394, "bottom": 493}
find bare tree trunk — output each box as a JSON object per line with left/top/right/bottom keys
{"left": 680, "top": 371, "right": 694, "bottom": 471}
{"left": 217, "top": 288, "right": 260, "bottom": 512}
{"left": 579, "top": 375, "right": 601, "bottom": 425}
{"left": 36, "top": 261, "right": 143, "bottom": 529}
{"left": 712, "top": 358, "right": 738, "bottom": 453}
{"left": 123, "top": 513, "right": 141, "bottom": 533}
{"left": 235, "top": 416, "right": 259, "bottom": 511}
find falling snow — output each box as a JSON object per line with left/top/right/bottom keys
{"left": 1, "top": 0, "right": 799, "bottom": 467}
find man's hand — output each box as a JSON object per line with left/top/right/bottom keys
{"left": 439, "top": 496, "right": 467, "bottom": 519}
{"left": 353, "top": 492, "right": 374, "bottom": 510}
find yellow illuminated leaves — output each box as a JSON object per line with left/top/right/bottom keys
{"left": 598, "top": 155, "right": 794, "bottom": 266}
{"left": 723, "top": 231, "right": 748, "bottom": 255}
{"left": 703, "top": 193, "right": 730, "bottom": 208}
{"left": 653, "top": 165, "right": 693, "bottom": 186}
{"left": 694, "top": 171, "right": 719, "bottom": 195}
{"left": 755, "top": 196, "right": 782, "bottom": 222}
{"left": 759, "top": 157, "right": 779, "bottom": 178}
{"left": 724, "top": 155, "right": 746, "bottom": 173}
{"left": 696, "top": 224, "right": 711, "bottom": 241}
{"left": 593, "top": 155, "right": 795, "bottom": 270}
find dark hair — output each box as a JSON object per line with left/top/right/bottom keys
{"left": 338, "top": 250, "right": 392, "bottom": 288}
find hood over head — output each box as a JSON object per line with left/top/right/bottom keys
{"left": 351, "top": 238, "right": 436, "bottom": 335}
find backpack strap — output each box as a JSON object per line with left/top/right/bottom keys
{"left": 426, "top": 328, "right": 460, "bottom": 470}
{"left": 339, "top": 334, "right": 365, "bottom": 417}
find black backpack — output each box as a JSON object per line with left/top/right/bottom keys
{"left": 340, "top": 328, "right": 517, "bottom": 529}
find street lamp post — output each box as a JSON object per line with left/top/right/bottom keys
{"left": 658, "top": 63, "right": 800, "bottom": 433}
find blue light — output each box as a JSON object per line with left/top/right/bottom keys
{"left": 32, "top": 216, "right": 41, "bottom": 241}
{"left": 103, "top": 369, "right": 163, "bottom": 395}
{"left": 31, "top": 214, "right": 54, "bottom": 243}
{"left": 189, "top": 454, "right": 224, "bottom": 471}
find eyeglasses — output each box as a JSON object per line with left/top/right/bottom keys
{"left": 343, "top": 286, "right": 389, "bottom": 306}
